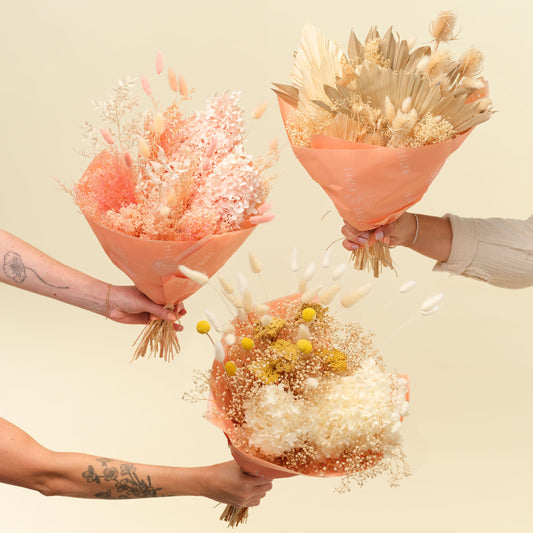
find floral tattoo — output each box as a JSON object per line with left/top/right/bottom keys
{"left": 82, "top": 458, "right": 162, "bottom": 499}
{"left": 3, "top": 251, "right": 69, "bottom": 289}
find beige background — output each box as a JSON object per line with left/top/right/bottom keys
{"left": 0, "top": 0, "right": 532, "bottom": 531}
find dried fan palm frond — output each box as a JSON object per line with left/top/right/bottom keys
{"left": 347, "top": 30, "right": 365, "bottom": 65}
{"left": 290, "top": 24, "right": 347, "bottom": 107}
{"left": 272, "top": 83, "right": 299, "bottom": 107}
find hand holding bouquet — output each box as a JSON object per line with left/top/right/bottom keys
{"left": 72, "top": 53, "right": 278, "bottom": 361}
{"left": 275, "top": 11, "right": 492, "bottom": 276}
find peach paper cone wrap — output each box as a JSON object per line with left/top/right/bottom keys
{"left": 206, "top": 294, "right": 409, "bottom": 480}
{"left": 85, "top": 216, "right": 255, "bottom": 306}
{"left": 278, "top": 97, "right": 470, "bottom": 231}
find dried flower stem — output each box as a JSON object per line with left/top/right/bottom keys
{"left": 220, "top": 504, "right": 249, "bottom": 527}
{"left": 132, "top": 307, "right": 180, "bottom": 362}
{"left": 351, "top": 241, "right": 395, "bottom": 277}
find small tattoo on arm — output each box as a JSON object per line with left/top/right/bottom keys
{"left": 83, "top": 458, "right": 163, "bottom": 499}
{"left": 3, "top": 251, "right": 69, "bottom": 289}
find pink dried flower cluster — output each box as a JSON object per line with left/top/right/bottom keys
{"left": 75, "top": 72, "right": 277, "bottom": 241}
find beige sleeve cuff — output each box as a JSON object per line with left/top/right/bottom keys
{"left": 433, "top": 214, "right": 533, "bottom": 288}
{"left": 433, "top": 214, "right": 479, "bottom": 275}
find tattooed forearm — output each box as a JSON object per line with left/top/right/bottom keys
{"left": 82, "top": 458, "right": 163, "bottom": 499}
{"left": 3, "top": 251, "right": 69, "bottom": 289}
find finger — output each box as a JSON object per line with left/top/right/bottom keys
{"left": 342, "top": 239, "right": 359, "bottom": 251}
{"left": 341, "top": 225, "right": 360, "bottom": 240}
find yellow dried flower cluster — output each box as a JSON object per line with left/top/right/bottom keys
{"left": 253, "top": 317, "right": 286, "bottom": 340}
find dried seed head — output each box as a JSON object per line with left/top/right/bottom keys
{"left": 99, "top": 127, "right": 114, "bottom": 145}
{"left": 218, "top": 275, "right": 235, "bottom": 295}
{"left": 303, "top": 262, "right": 316, "bottom": 281}
{"left": 318, "top": 284, "right": 342, "bottom": 305}
{"left": 156, "top": 50, "right": 164, "bottom": 75}
{"left": 153, "top": 112, "right": 165, "bottom": 134}
{"left": 178, "top": 74, "right": 188, "bottom": 97}
{"left": 214, "top": 342, "right": 225, "bottom": 363}
{"left": 477, "top": 97, "right": 492, "bottom": 112}
{"left": 399, "top": 280, "right": 416, "bottom": 293}
{"left": 430, "top": 10, "right": 457, "bottom": 44}
{"left": 321, "top": 247, "right": 333, "bottom": 268}
{"left": 204, "top": 309, "right": 223, "bottom": 332}
{"left": 269, "top": 137, "right": 279, "bottom": 153}
{"left": 141, "top": 75, "right": 152, "bottom": 96}
{"left": 242, "top": 289, "right": 253, "bottom": 314}
{"left": 301, "top": 286, "right": 322, "bottom": 303}
{"left": 340, "top": 283, "right": 372, "bottom": 308}
{"left": 332, "top": 263, "right": 347, "bottom": 280}
{"left": 168, "top": 68, "right": 178, "bottom": 92}
{"left": 158, "top": 205, "right": 170, "bottom": 217}
{"left": 459, "top": 77, "right": 485, "bottom": 90}
{"left": 252, "top": 102, "right": 268, "bottom": 119}
{"left": 178, "top": 265, "right": 209, "bottom": 286}
{"left": 420, "top": 293, "right": 444, "bottom": 313}
{"left": 459, "top": 47, "right": 484, "bottom": 78}
{"left": 401, "top": 97, "right": 412, "bottom": 113}
{"left": 291, "top": 247, "right": 299, "bottom": 272}
{"left": 139, "top": 139, "right": 150, "bottom": 158}
{"left": 298, "top": 278, "right": 308, "bottom": 294}
{"left": 249, "top": 252, "right": 262, "bottom": 274}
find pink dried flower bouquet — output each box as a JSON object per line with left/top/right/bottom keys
{"left": 73, "top": 54, "right": 278, "bottom": 361}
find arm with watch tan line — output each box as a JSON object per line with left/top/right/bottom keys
{"left": 341, "top": 212, "right": 533, "bottom": 289}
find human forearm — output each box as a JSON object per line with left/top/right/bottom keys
{"left": 0, "top": 229, "right": 182, "bottom": 324}
{"left": 0, "top": 229, "right": 108, "bottom": 315}
{"left": 0, "top": 417, "right": 271, "bottom": 506}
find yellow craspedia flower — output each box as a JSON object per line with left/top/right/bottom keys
{"left": 224, "top": 361, "right": 237, "bottom": 376}
{"left": 241, "top": 337, "right": 255, "bottom": 350}
{"left": 302, "top": 307, "right": 316, "bottom": 322}
{"left": 296, "top": 339, "right": 313, "bottom": 354}
{"left": 196, "top": 320, "right": 211, "bottom": 334}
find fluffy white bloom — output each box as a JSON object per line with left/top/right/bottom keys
{"left": 244, "top": 385, "right": 307, "bottom": 456}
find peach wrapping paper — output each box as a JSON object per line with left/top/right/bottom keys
{"left": 206, "top": 294, "right": 409, "bottom": 480}
{"left": 278, "top": 97, "right": 471, "bottom": 231}
{"left": 86, "top": 217, "right": 255, "bottom": 306}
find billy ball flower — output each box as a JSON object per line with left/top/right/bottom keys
{"left": 241, "top": 337, "right": 255, "bottom": 350}
{"left": 196, "top": 320, "right": 211, "bottom": 334}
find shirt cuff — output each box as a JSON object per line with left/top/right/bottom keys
{"left": 432, "top": 214, "right": 478, "bottom": 275}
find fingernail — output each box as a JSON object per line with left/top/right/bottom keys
{"left": 361, "top": 231, "right": 370, "bottom": 238}
{"left": 357, "top": 237, "right": 367, "bottom": 244}
{"left": 374, "top": 230, "right": 384, "bottom": 240}
{"left": 350, "top": 243, "right": 359, "bottom": 250}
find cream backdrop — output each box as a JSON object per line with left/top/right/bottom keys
{"left": 0, "top": 0, "right": 532, "bottom": 532}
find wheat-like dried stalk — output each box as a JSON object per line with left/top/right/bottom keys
{"left": 132, "top": 311, "right": 180, "bottom": 362}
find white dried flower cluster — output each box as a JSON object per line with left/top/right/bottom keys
{"left": 243, "top": 358, "right": 408, "bottom": 460}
